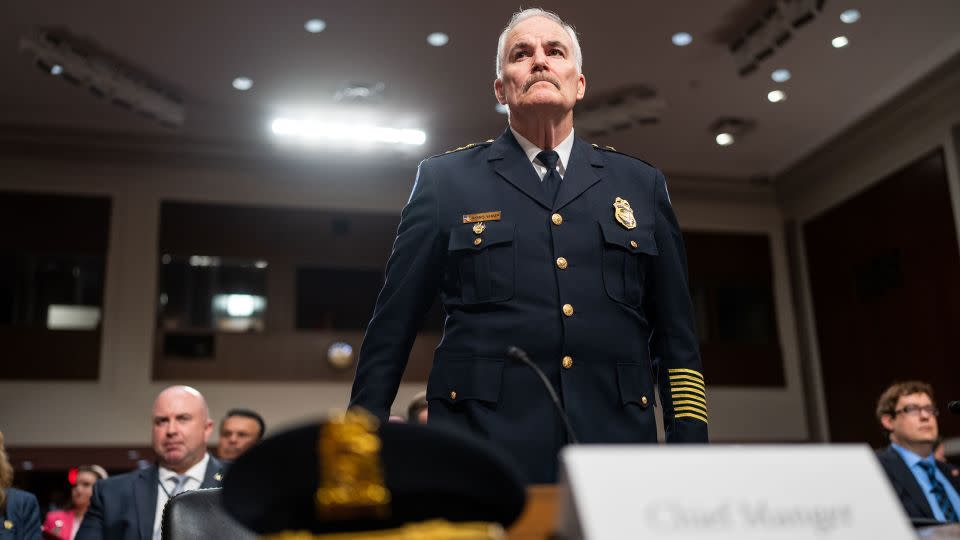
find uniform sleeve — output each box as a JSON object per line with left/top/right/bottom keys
{"left": 74, "top": 483, "right": 105, "bottom": 540}
{"left": 349, "top": 160, "right": 444, "bottom": 419}
{"left": 645, "top": 169, "right": 709, "bottom": 443}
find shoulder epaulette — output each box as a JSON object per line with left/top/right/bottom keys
{"left": 591, "top": 143, "right": 657, "bottom": 169}
{"left": 443, "top": 139, "right": 495, "bottom": 154}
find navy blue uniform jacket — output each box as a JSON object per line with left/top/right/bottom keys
{"left": 877, "top": 446, "right": 960, "bottom": 521}
{"left": 350, "top": 129, "right": 708, "bottom": 482}
{"left": 76, "top": 457, "right": 224, "bottom": 540}
{"left": 0, "top": 488, "right": 41, "bottom": 540}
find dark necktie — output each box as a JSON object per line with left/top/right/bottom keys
{"left": 919, "top": 460, "right": 959, "bottom": 522}
{"left": 536, "top": 150, "right": 561, "bottom": 206}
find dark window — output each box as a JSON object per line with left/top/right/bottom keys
{"left": 0, "top": 191, "right": 110, "bottom": 380}
{"left": 159, "top": 256, "right": 267, "bottom": 333}
{"left": 296, "top": 267, "right": 443, "bottom": 332}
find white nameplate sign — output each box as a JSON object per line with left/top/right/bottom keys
{"left": 557, "top": 445, "right": 915, "bottom": 540}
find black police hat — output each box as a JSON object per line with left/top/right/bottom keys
{"left": 220, "top": 410, "right": 527, "bottom": 536}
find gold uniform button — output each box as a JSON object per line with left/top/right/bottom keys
{"left": 556, "top": 257, "right": 568, "bottom": 269}
{"left": 629, "top": 240, "right": 638, "bottom": 249}
{"left": 450, "top": 391, "right": 457, "bottom": 400}
{"left": 473, "top": 237, "right": 482, "bottom": 246}
{"left": 551, "top": 213, "right": 563, "bottom": 225}
{"left": 562, "top": 356, "right": 574, "bottom": 369}
{"left": 641, "top": 395, "right": 649, "bottom": 406}
{"left": 562, "top": 304, "right": 574, "bottom": 317}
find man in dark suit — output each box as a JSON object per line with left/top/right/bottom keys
{"left": 875, "top": 381, "right": 960, "bottom": 523}
{"left": 76, "top": 386, "right": 225, "bottom": 540}
{"left": 350, "top": 8, "right": 707, "bottom": 483}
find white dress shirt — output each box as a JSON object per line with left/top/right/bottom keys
{"left": 153, "top": 453, "right": 209, "bottom": 540}
{"left": 509, "top": 126, "right": 575, "bottom": 180}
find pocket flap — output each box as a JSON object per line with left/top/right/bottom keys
{"left": 448, "top": 221, "right": 515, "bottom": 251}
{"left": 616, "top": 362, "right": 653, "bottom": 408}
{"left": 599, "top": 221, "right": 658, "bottom": 255}
{"left": 427, "top": 354, "right": 504, "bottom": 404}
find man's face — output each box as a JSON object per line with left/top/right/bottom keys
{"left": 882, "top": 392, "right": 939, "bottom": 447}
{"left": 217, "top": 415, "right": 261, "bottom": 461}
{"left": 152, "top": 389, "right": 213, "bottom": 471}
{"left": 71, "top": 471, "right": 98, "bottom": 509}
{"left": 495, "top": 16, "right": 585, "bottom": 116}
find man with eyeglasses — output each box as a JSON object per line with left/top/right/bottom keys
{"left": 875, "top": 381, "right": 960, "bottom": 523}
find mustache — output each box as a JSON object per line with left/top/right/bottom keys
{"left": 523, "top": 73, "right": 561, "bottom": 91}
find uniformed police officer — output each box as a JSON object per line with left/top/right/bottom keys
{"left": 350, "top": 8, "right": 708, "bottom": 483}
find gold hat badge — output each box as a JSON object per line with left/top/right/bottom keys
{"left": 613, "top": 197, "right": 637, "bottom": 230}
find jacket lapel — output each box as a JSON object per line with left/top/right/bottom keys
{"left": 133, "top": 466, "right": 159, "bottom": 540}
{"left": 488, "top": 129, "right": 555, "bottom": 210}
{"left": 884, "top": 447, "right": 935, "bottom": 519}
{"left": 554, "top": 138, "right": 603, "bottom": 211}
{"left": 200, "top": 456, "right": 225, "bottom": 488}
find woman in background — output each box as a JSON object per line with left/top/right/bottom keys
{"left": 41, "top": 465, "right": 107, "bottom": 540}
{"left": 0, "top": 430, "right": 42, "bottom": 540}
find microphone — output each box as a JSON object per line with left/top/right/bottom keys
{"left": 948, "top": 401, "right": 960, "bottom": 414}
{"left": 506, "top": 346, "right": 579, "bottom": 444}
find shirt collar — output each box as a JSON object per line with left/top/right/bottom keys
{"left": 891, "top": 443, "right": 936, "bottom": 469}
{"left": 509, "top": 126, "right": 575, "bottom": 175}
{"left": 158, "top": 452, "right": 209, "bottom": 483}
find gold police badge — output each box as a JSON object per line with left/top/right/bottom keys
{"left": 613, "top": 197, "right": 636, "bottom": 230}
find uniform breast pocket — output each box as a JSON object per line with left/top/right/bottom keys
{"left": 448, "top": 221, "right": 516, "bottom": 304}
{"left": 599, "top": 220, "right": 658, "bottom": 307}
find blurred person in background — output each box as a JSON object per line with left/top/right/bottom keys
{"left": 407, "top": 391, "right": 428, "bottom": 425}
{"left": 42, "top": 465, "right": 108, "bottom": 540}
{"left": 215, "top": 408, "right": 265, "bottom": 463}
{"left": 0, "top": 430, "right": 42, "bottom": 540}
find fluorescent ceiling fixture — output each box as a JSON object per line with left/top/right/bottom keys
{"left": 226, "top": 294, "right": 256, "bottom": 317}
{"left": 831, "top": 36, "right": 849, "bottom": 48}
{"left": 50, "top": 64, "right": 63, "bottom": 76}
{"left": 47, "top": 305, "right": 101, "bottom": 330}
{"left": 767, "top": 90, "right": 786, "bottom": 103}
{"left": 495, "top": 103, "right": 509, "bottom": 114}
{"left": 232, "top": 76, "right": 253, "bottom": 91}
{"left": 254, "top": 260, "right": 268, "bottom": 269}
{"left": 840, "top": 9, "right": 861, "bottom": 24}
{"left": 189, "top": 255, "right": 221, "bottom": 267}
{"left": 715, "top": 133, "right": 734, "bottom": 146}
{"left": 161, "top": 254, "right": 172, "bottom": 264}
{"left": 271, "top": 118, "right": 426, "bottom": 145}
{"left": 304, "top": 19, "right": 327, "bottom": 33}
{"left": 771, "top": 68, "right": 791, "bottom": 82}
{"left": 213, "top": 294, "right": 266, "bottom": 318}
{"left": 671, "top": 32, "right": 692, "bottom": 47}
{"left": 427, "top": 32, "right": 449, "bottom": 47}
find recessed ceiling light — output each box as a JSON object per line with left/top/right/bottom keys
{"left": 232, "top": 77, "right": 253, "bottom": 91}
{"left": 427, "top": 32, "right": 449, "bottom": 47}
{"left": 305, "top": 19, "right": 326, "bottom": 33}
{"left": 767, "top": 90, "right": 786, "bottom": 103}
{"left": 671, "top": 32, "right": 693, "bottom": 47}
{"left": 715, "top": 133, "right": 734, "bottom": 146}
{"left": 50, "top": 64, "right": 63, "bottom": 76}
{"left": 840, "top": 9, "right": 861, "bottom": 24}
{"left": 831, "top": 36, "right": 849, "bottom": 48}
{"left": 495, "top": 103, "right": 508, "bottom": 114}
{"left": 771, "top": 68, "right": 791, "bottom": 83}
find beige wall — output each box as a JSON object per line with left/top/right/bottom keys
{"left": 776, "top": 55, "right": 960, "bottom": 440}
{"left": 0, "top": 144, "right": 804, "bottom": 447}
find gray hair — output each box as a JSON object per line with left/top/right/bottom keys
{"left": 495, "top": 8, "right": 582, "bottom": 79}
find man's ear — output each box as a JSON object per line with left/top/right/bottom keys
{"left": 880, "top": 414, "right": 895, "bottom": 433}
{"left": 494, "top": 78, "right": 506, "bottom": 104}
{"left": 576, "top": 73, "right": 586, "bottom": 100}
